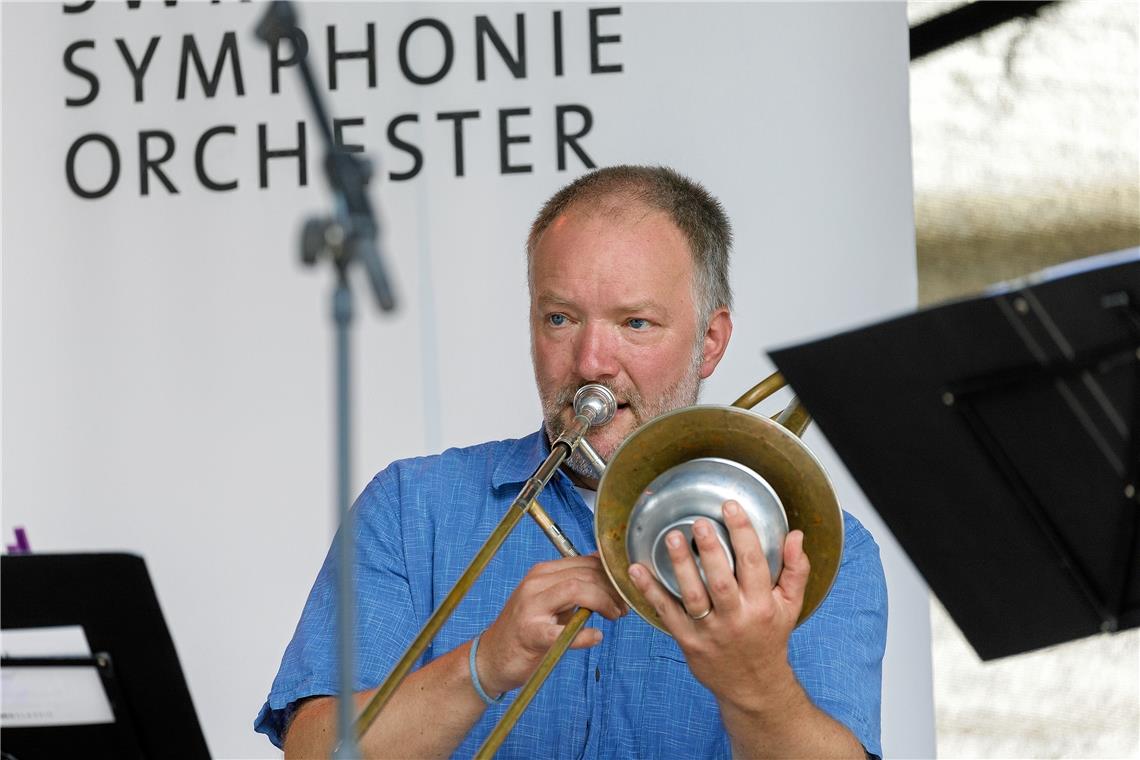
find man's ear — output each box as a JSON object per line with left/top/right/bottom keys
{"left": 699, "top": 308, "right": 732, "bottom": 379}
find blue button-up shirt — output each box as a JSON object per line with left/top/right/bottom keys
{"left": 256, "top": 429, "right": 887, "bottom": 758}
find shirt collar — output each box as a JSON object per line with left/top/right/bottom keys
{"left": 490, "top": 427, "right": 554, "bottom": 490}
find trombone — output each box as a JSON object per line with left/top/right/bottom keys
{"left": 352, "top": 372, "right": 843, "bottom": 757}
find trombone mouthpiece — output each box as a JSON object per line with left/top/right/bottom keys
{"left": 573, "top": 384, "right": 617, "bottom": 427}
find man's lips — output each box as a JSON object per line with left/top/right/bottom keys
{"left": 604, "top": 403, "right": 632, "bottom": 426}
{"left": 558, "top": 397, "right": 631, "bottom": 427}
{"left": 602, "top": 402, "right": 631, "bottom": 420}
{"left": 561, "top": 402, "right": 630, "bottom": 431}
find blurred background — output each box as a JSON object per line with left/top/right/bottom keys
{"left": 908, "top": 1, "right": 1139, "bottom": 756}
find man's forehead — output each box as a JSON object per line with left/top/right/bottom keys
{"left": 526, "top": 193, "right": 696, "bottom": 311}
{"left": 528, "top": 200, "right": 697, "bottom": 315}
{"left": 558, "top": 193, "right": 663, "bottom": 229}
{"left": 531, "top": 198, "right": 684, "bottom": 263}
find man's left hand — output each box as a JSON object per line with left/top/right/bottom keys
{"left": 627, "top": 499, "right": 810, "bottom": 712}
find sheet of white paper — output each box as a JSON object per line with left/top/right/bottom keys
{"left": 1, "top": 625, "right": 91, "bottom": 658}
{"left": 1, "top": 665, "right": 115, "bottom": 727}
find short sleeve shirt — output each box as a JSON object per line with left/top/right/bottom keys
{"left": 255, "top": 429, "right": 888, "bottom": 758}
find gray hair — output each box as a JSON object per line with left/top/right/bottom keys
{"left": 526, "top": 165, "right": 733, "bottom": 329}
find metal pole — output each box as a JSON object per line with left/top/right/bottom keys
{"left": 333, "top": 274, "right": 358, "bottom": 760}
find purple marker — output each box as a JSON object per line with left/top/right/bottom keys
{"left": 6, "top": 526, "right": 31, "bottom": 554}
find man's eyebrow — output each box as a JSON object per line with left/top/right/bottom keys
{"left": 534, "top": 292, "right": 667, "bottom": 314}
{"left": 534, "top": 292, "right": 575, "bottom": 307}
{"left": 618, "top": 300, "right": 666, "bottom": 314}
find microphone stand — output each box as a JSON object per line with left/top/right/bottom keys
{"left": 255, "top": 3, "right": 397, "bottom": 757}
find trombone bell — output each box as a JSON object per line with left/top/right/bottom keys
{"left": 595, "top": 404, "right": 843, "bottom": 632}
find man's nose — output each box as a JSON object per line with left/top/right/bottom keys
{"left": 574, "top": 322, "right": 619, "bottom": 380}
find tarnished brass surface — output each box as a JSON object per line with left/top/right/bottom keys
{"left": 357, "top": 369, "right": 840, "bottom": 753}
{"left": 774, "top": 396, "right": 813, "bottom": 438}
{"left": 353, "top": 499, "right": 532, "bottom": 740}
{"left": 595, "top": 404, "right": 843, "bottom": 633}
{"left": 732, "top": 372, "right": 786, "bottom": 409}
{"left": 351, "top": 385, "right": 616, "bottom": 745}
{"left": 527, "top": 499, "right": 579, "bottom": 558}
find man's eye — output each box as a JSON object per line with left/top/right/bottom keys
{"left": 548, "top": 313, "right": 568, "bottom": 327}
{"left": 627, "top": 318, "right": 649, "bottom": 330}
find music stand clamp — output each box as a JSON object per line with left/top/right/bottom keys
{"left": 769, "top": 249, "right": 1140, "bottom": 660}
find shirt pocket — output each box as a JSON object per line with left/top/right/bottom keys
{"left": 649, "top": 631, "right": 687, "bottom": 663}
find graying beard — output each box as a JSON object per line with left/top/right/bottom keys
{"left": 539, "top": 336, "right": 706, "bottom": 482}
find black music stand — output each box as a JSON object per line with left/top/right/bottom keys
{"left": 768, "top": 249, "right": 1139, "bottom": 660}
{"left": 1, "top": 553, "right": 210, "bottom": 759}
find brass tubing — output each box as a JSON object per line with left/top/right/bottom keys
{"left": 357, "top": 376, "right": 823, "bottom": 751}
{"left": 355, "top": 436, "right": 579, "bottom": 741}
{"left": 775, "top": 396, "right": 813, "bottom": 438}
{"left": 469, "top": 373, "right": 818, "bottom": 753}
{"left": 577, "top": 438, "right": 608, "bottom": 479}
{"left": 554, "top": 413, "right": 591, "bottom": 451}
{"left": 731, "top": 371, "right": 785, "bottom": 409}
{"left": 527, "top": 500, "right": 580, "bottom": 559}
{"left": 474, "top": 606, "right": 594, "bottom": 760}
{"left": 353, "top": 499, "right": 531, "bottom": 740}
{"left": 734, "top": 371, "right": 813, "bottom": 438}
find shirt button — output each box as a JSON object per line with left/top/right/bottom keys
{"left": 595, "top": 666, "right": 600, "bottom": 682}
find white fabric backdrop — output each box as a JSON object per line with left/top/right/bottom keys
{"left": 1, "top": 3, "right": 934, "bottom": 757}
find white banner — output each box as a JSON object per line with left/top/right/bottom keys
{"left": 2, "top": 2, "right": 933, "bottom": 757}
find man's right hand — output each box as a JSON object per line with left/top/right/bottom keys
{"left": 474, "top": 554, "right": 628, "bottom": 697}
{"left": 286, "top": 555, "right": 627, "bottom": 759}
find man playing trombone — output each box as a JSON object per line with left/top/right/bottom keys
{"left": 256, "top": 166, "right": 888, "bottom": 758}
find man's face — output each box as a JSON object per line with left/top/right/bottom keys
{"left": 530, "top": 200, "right": 730, "bottom": 465}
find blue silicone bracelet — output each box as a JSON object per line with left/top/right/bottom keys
{"left": 469, "top": 632, "right": 504, "bottom": 706}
